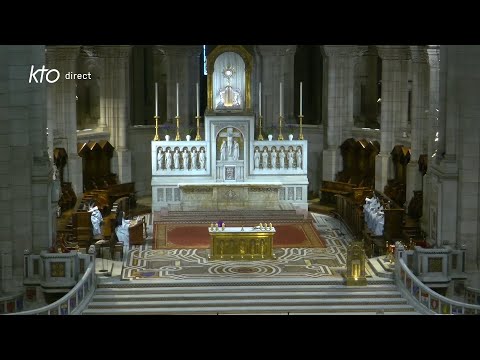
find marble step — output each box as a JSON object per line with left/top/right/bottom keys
{"left": 83, "top": 303, "right": 416, "bottom": 315}
{"left": 91, "top": 290, "right": 404, "bottom": 301}
{"left": 87, "top": 297, "right": 409, "bottom": 308}
{"left": 97, "top": 278, "right": 395, "bottom": 288}
{"left": 94, "top": 284, "right": 399, "bottom": 295}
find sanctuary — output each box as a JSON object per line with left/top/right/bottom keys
{"left": 151, "top": 46, "right": 308, "bottom": 214}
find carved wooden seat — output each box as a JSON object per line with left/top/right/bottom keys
{"left": 320, "top": 180, "right": 354, "bottom": 204}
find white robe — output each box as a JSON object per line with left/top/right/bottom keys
{"left": 89, "top": 207, "right": 103, "bottom": 236}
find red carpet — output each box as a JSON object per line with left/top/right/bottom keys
{"left": 153, "top": 222, "right": 325, "bottom": 249}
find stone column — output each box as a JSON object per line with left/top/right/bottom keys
{"left": 365, "top": 46, "right": 379, "bottom": 127}
{"left": 406, "top": 46, "right": 429, "bottom": 208}
{"left": 321, "top": 46, "right": 362, "bottom": 182}
{"left": 257, "top": 46, "right": 296, "bottom": 131}
{"left": 435, "top": 46, "right": 480, "bottom": 271}
{"left": 375, "top": 46, "right": 410, "bottom": 192}
{"left": 421, "top": 46, "right": 440, "bottom": 231}
{"left": 98, "top": 46, "right": 132, "bottom": 183}
{"left": 0, "top": 46, "right": 52, "bottom": 290}
{"left": 46, "top": 46, "right": 82, "bottom": 194}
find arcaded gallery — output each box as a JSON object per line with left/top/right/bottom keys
{"left": 0, "top": 45, "right": 479, "bottom": 315}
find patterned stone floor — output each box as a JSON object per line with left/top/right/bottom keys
{"left": 121, "top": 213, "right": 370, "bottom": 281}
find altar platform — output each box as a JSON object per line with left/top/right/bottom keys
{"left": 120, "top": 213, "right": 363, "bottom": 281}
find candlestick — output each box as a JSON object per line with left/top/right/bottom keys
{"left": 195, "top": 116, "right": 202, "bottom": 141}
{"left": 259, "top": 82, "right": 262, "bottom": 117}
{"left": 176, "top": 82, "right": 179, "bottom": 118}
{"left": 279, "top": 82, "right": 283, "bottom": 117}
{"left": 278, "top": 115, "right": 284, "bottom": 141}
{"left": 153, "top": 115, "right": 159, "bottom": 141}
{"left": 257, "top": 115, "right": 264, "bottom": 141}
{"left": 175, "top": 115, "right": 180, "bottom": 141}
{"left": 298, "top": 115, "right": 304, "bottom": 140}
{"left": 299, "top": 81, "right": 303, "bottom": 116}
{"left": 155, "top": 82, "right": 158, "bottom": 117}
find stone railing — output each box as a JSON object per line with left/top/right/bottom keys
{"left": 250, "top": 140, "right": 308, "bottom": 175}
{"left": 465, "top": 284, "right": 480, "bottom": 306}
{"left": 395, "top": 243, "right": 480, "bottom": 315}
{"left": 152, "top": 141, "right": 208, "bottom": 174}
{"left": 8, "top": 253, "right": 96, "bottom": 315}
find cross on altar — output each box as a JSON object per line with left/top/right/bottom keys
{"left": 218, "top": 127, "right": 242, "bottom": 160}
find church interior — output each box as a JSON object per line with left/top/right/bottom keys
{"left": 1, "top": 45, "right": 480, "bottom": 315}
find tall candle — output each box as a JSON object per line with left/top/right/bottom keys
{"left": 280, "top": 82, "right": 283, "bottom": 117}
{"left": 176, "top": 82, "right": 179, "bottom": 117}
{"left": 196, "top": 82, "right": 200, "bottom": 117}
{"left": 259, "top": 82, "right": 262, "bottom": 117}
{"left": 300, "top": 81, "right": 303, "bottom": 116}
{"left": 155, "top": 82, "right": 158, "bottom": 117}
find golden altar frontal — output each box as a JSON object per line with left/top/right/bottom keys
{"left": 208, "top": 226, "right": 276, "bottom": 260}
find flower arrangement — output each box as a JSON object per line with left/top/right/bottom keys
{"left": 160, "top": 122, "right": 176, "bottom": 134}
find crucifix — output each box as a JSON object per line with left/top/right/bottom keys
{"left": 218, "top": 127, "right": 242, "bottom": 160}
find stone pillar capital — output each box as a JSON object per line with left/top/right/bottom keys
{"left": 157, "top": 45, "right": 203, "bottom": 57}
{"left": 427, "top": 46, "right": 440, "bottom": 68}
{"left": 322, "top": 45, "right": 362, "bottom": 58}
{"left": 410, "top": 46, "right": 429, "bottom": 63}
{"left": 96, "top": 45, "right": 132, "bottom": 58}
{"left": 377, "top": 45, "right": 410, "bottom": 61}
{"left": 45, "top": 46, "right": 80, "bottom": 61}
{"left": 257, "top": 45, "right": 296, "bottom": 56}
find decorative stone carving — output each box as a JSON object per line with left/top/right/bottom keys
{"left": 410, "top": 46, "right": 429, "bottom": 63}
{"left": 323, "top": 45, "right": 362, "bottom": 58}
{"left": 377, "top": 45, "right": 411, "bottom": 61}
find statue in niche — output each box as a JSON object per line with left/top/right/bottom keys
{"left": 157, "top": 147, "right": 164, "bottom": 170}
{"left": 165, "top": 149, "right": 172, "bottom": 170}
{"left": 271, "top": 148, "right": 277, "bottom": 169}
{"left": 227, "top": 132, "right": 233, "bottom": 157}
{"left": 279, "top": 148, "right": 286, "bottom": 169}
{"left": 199, "top": 148, "right": 206, "bottom": 170}
{"left": 174, "top": 149, "right": 180, "bottom": 169}
{"left": 262, "top": 149, "right": 269, "bottom": 169}
{"left": 218, "top": 127, "right": 242, "bottom": 161}
{"left": 296, "top": 148, "right": 302, "bottom": 169}
{"left": 287, "top": 148, "right": 294, "bottom": 169}
{"left": 254, "top": 148, "right": 260, "bottom": 169}
{"left": 191, "top": 149, "right": 198, "bottom": 170}
{"left": 220, "top": 140, "right": 227, "bottom": 161}
{"left": 182, "top": 149, "right": 189, "bottom": 170}
{"left": 233, "top": 140, "right": 240, "bottom": 161}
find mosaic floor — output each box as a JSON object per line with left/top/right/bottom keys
{"left": 121, "top": 213, "right": 365, "bottom": 280}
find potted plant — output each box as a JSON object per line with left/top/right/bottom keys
{"left": 161, "top": 122, "right": 175, "bottom": 141}
{"left": 265, "top": 125, "right": 277, "bottom": 141}
{"left": 284, "top": 120, "right": 296, "bottom": 140}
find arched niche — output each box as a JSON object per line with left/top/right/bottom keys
{"left": 215, "top": 126, "right": 245, "bottom": 161}
{"left": 207, "top": 45, "right": 253, "bottom": 112}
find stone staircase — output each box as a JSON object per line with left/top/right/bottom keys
{"left": 83, "top": 278, "right": 419, "bottom": 315}
{"left": 154, "top": 210, "right": 307, "bottom": 225}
